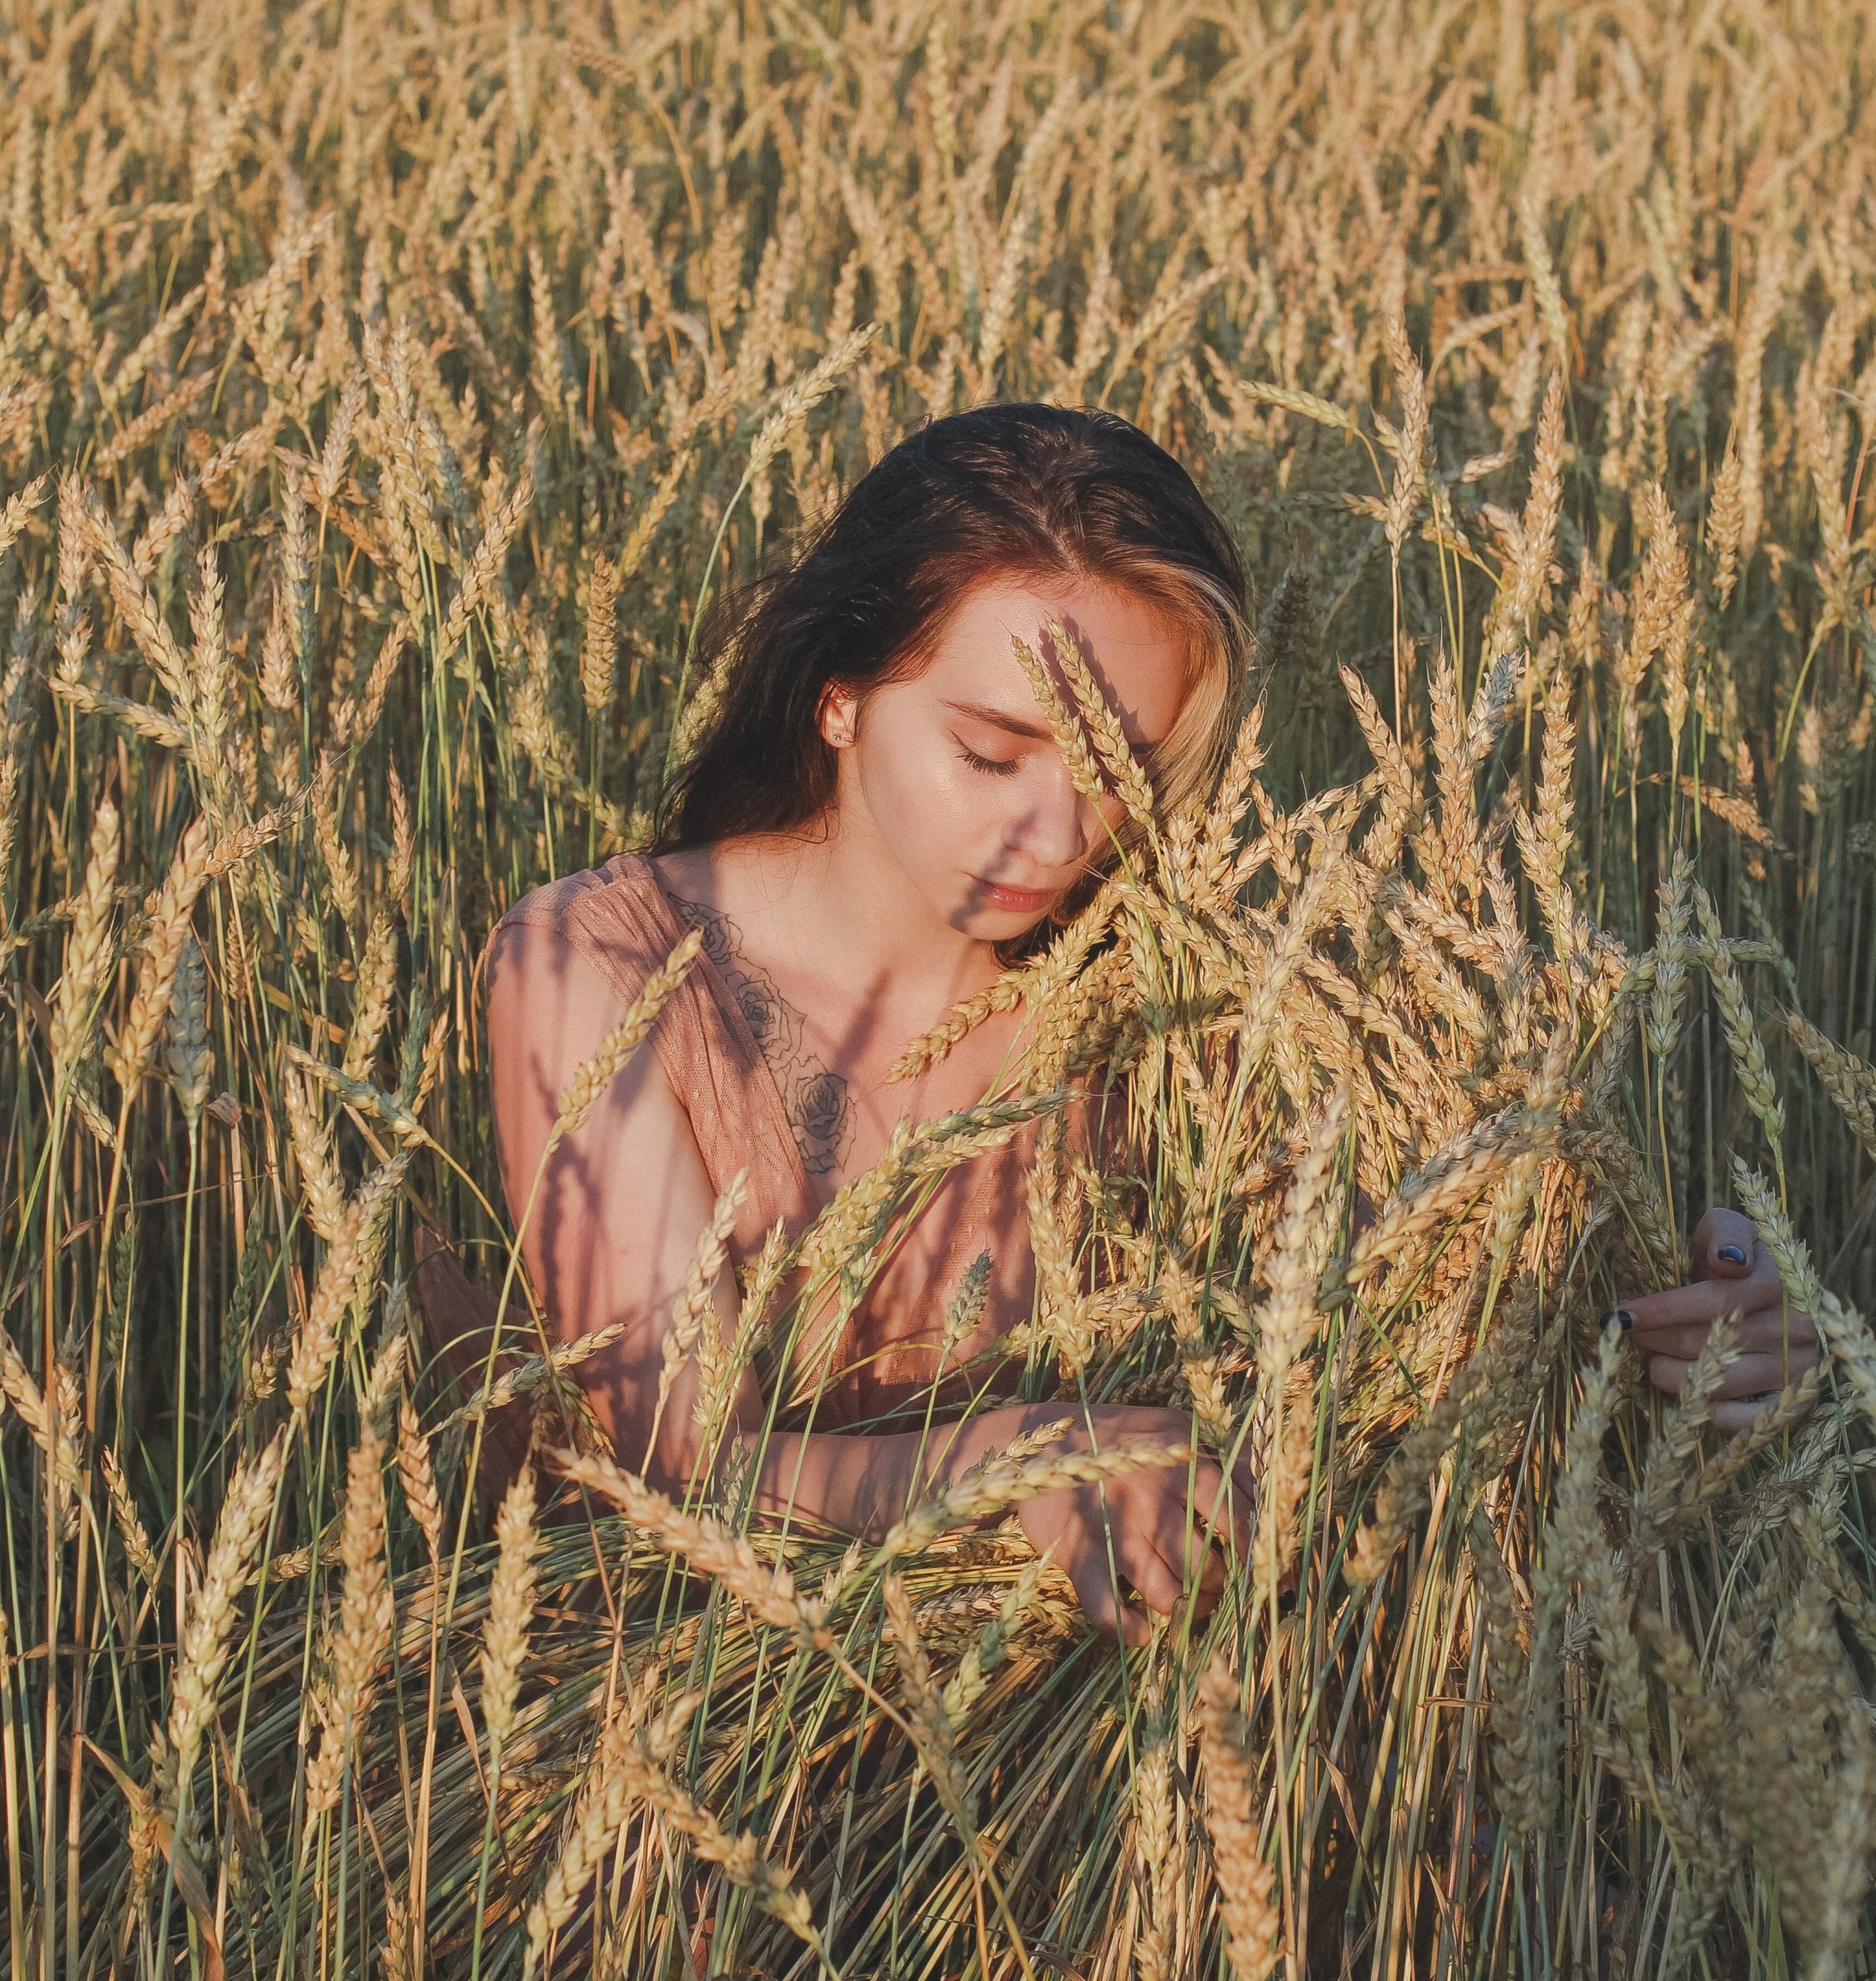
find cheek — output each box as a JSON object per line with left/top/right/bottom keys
{"left": 855, "top": 730, "right": 994, "bottom": 851}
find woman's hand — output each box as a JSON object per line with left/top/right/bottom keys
{"left": 1010, "top": 1406, "right": 1265, "bottom": 1647}
{"left": 1615, "top": 1207, "right": 1821, "bottom": 1432}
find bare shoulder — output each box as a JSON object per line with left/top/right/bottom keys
{"left": 484, "top": 913, "right": 678, "bottom": 1134}
{"left": 484, "top": 856, "right": 692, "bottom": 1021}
{"left": 485, "top": 916, "right": 612, "bottom": 1070}
{"left": 478, "top": 889, "right": 738, "bottom": 1398}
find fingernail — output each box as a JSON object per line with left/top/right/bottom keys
{"left": 1717, "top": 1244, "right": 1748, "bottom": 1265}
{"left": 1603, "top": 1309, "right": 1635, "bottom": 1331}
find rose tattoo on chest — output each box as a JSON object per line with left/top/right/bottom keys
{"left": 667, "top": 894, "right": 856, "bottom": 1178}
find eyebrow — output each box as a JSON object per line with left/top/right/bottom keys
{"left": 940, "top": 697, "right": 1056, "bottom": 741}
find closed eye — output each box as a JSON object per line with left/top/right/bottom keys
{"left": 957, "top": 743, "right": 1020, "bottom": 778}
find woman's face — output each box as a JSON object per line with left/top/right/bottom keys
{"left": 819, "top": 571, "right": 1190, "bottom": 936}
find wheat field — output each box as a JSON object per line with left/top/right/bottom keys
{"left": 4, "top": 0, "right": 1876, "bottom": 1974}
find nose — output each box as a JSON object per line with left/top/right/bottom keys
{"left": 1003, "top": 758, "right": 1111, "bottom": 873}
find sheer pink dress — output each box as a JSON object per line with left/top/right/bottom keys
{"left": 413, "top": 852, "right": 1051, "bottom": 1505}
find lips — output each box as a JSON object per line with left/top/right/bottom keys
{"left": 972, "top": 875, "right": 1062, "bottom": 913}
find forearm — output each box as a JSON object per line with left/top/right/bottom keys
{"left": 710, "top": 1401, "right": 1083, "bottom": 1544}
{"left": 580, "top": 1330, "right": 1082, "bottom": 1544}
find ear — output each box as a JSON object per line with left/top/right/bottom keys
{"left": 818, "top": 683, "right": 859, "bottom": 748}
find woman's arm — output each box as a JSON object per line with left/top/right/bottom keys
{"left": 486, "top": 919, "right": 1265, "bottom": 1631}
{"left": 484, "top": 916, "right": 1055, "bottom": 1538}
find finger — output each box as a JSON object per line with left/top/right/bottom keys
{"left": 1118, "top": 1602, "right": 1154, "bottom": 1648}
{"left": 1194, "top": 1540, "right": 1229, "bottom": 1602}
{"left": 1168, "top": 1488, "right": 1233, "bottom": 1604}
{"left": 1228, "top": 1459, "right": 1261, "bottom": 1556}
{"left": 1183, "top": 1486, "right": 1244, "bottom": 1613}
{"left": 1631, "top": 1302, "right": 1820, "bottom": 1364}
{"left": 1646, "top": 1352, "right": 1686, "bottom": 1395}
{"left": 1183, "top": 1481, "right": 1252, "bottom": 1604}
{"left": 1632, "top": 1319, "right": 1764, "bottom": 1362}
{"left": 1713, "top": 1389, "right": 1817, "bottom": 1434}
{"left": 1195, "top": 1460, "right": 1258, "bottom": 1563}
{"left": 1159, "top": 1487, "right": 1219, "bottom": 1597}
{"left": 1737, "top": 1307, "right": 1820, "bottom": 1354}
{"left": 1618, "top": 1257, "right": 1784, "bottom": 1338}
{"left": 1690, "top": 1207, "right": 1758, "bottom": 1278}
{"left": 1090, "top": 1478, "right": 1185, "bottom": 1607}
{"left": 1631, "top": 1323, "right": 1721, "bottom": 1363}
{"left": 1647, "top": 1347, "right": 1819, "bottom": 1401}
{"left": 1068, "top": 1546, "right": 1149, "bottom": 1647}
{"left": 1077, "top": 1493, "right": 1185, "bottom": 1623}
{"left": 1639, "top": 1350, "right": 1739, "bottom": 1399}
{"left": 1710, "top": 1347, "right": 1819, "bottom": 1398}
{"left": 1118, "top": 1518, "right": 1188, "bottom": 1618}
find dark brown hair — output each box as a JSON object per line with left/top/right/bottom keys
{"left": 652, "top": 402, "right": 1249, "bottom": 957}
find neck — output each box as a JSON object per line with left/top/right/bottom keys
{"left": 750, "top": 809, "right": 1001, "bottom": 1013}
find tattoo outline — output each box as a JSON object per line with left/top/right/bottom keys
{"left": 666, "top": 892, "right": 855, "bottom": 1177}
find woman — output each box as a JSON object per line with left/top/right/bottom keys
{"left": 419, "top": 402, "right": 1820, "bottom": 1647}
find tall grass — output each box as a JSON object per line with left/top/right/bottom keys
{"left": 3, "top": 0, "right": 1876, "bottom": 1973}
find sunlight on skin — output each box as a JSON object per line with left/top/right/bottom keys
{"left": 521, "top": 573, "right": 1268, "bottom": 1644}
{"left": 652, "top": 569, "right": 1193, "bottom": 1106}
{"left": 818, "top": 570, "right": 1188, "bottom": 938}
{"left": 482, "top": 568, "right": 1823, "bottom": 1667}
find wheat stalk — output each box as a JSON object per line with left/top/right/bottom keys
{"left": 156, "top": 1427, "right": 288, "bottom": 1818}
{"left": 480, "top": 1464, "right": 539, "bottom": 1759}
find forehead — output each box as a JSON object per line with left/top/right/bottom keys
{"left": 920, "top": 572, "right": 1191, "bottom": 744}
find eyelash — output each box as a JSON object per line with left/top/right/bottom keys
{"left": 958, "top": 744, "right": 1019, "bottom": 778}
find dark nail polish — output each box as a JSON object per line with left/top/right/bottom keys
{"left": 1717, "top": 1244, "right": 1748, "bottom": 1265}
{"left": 1604, "top": 1309, "right": 1635, "bottom": 1331}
